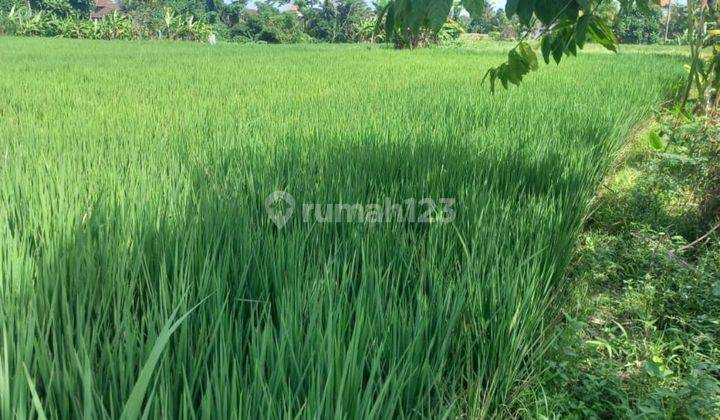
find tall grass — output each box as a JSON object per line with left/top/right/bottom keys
{"left": 0, "top": 37, "right": 683, "bottom": 418}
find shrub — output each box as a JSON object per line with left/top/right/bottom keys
{"left": 3, "top": 7, "right": 211, "bottom": 41}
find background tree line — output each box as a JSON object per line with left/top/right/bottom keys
{"left": 0, "top": 0, "right": 690, "bottom": 45}
{"left": 462, "top": 0, "right": 690, "bottom": 44}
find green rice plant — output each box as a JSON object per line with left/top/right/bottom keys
{"left": 0, "top": 37, "right": 684, "bottom": 418}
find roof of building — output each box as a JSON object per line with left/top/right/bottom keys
{"left": 92, "top": 0, "right": 121, "bottom": 19}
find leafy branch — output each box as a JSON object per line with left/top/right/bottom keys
{"left": 375, "top": 0, "right": 659, "bottom": 91}
{"left": 484, "top": 0, "right": 622, "bottom": 92}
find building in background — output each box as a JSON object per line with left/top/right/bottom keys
{"left": 92, "top": 0, "right": 121, "bottom": 19}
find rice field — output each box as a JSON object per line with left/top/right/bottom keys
{"left": 0, "top": 37, "right": 684, "bottom": 418}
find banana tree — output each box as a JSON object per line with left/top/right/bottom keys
{"left": 18, "top": 10, "right": 44, "bottom": 35}
{"left": 174, "top": 15, "right": 209, "bottom": 41}
{"left": 161, "top": 7, "right": 177, "bottom": 39}
{"left": 2, "top": 6, "right": 22, "bottom": 34}
{"left": 57, "top": 15, "right": 74, "bottom": 36}
{"left": 97, "top": 11, "right": 134, "bottom": 39}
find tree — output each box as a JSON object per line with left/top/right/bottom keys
{"left": 216, "top": 0, "right": 247, "bottom": 27}
{"left": 296, "top": 0, "right": 371, "bottom": 42}
{"left": 595, "top": 0, "right": 619, "bottom": 23}
{"left": 230, "top": 1, "right": 306, "bottom": 43}
{"left": 614, "top": 3, "right": 662, "bottom": 44}
{"left": 480, "top": 8, "right": 523, "bottom": 39}
{"left": 466, "top": 5, "right": 523, "bottom": 40}
{"left": 0, "top": 0, "right": 24, "bottom": 13}
{"left": 21, "top": 0, "right": 94, "bottom": 17}
{"left": 664, "top": 3, "right": 689, "bottom": 42}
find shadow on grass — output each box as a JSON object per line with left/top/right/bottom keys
{"left": 5, "top": 134, "right": 606, "bottom": 418}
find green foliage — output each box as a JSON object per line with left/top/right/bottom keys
{"left": 96, "top": 12, "right": 136, "bottom": 39}
{"left": 614, "top": 3, "right": 662, "bottom": 44}
{"left": 158, "top": 7, "right": 212, "bottom": 40}
{"left": 518, "top": 112, "right": 720, "bottom": 418}
{"left": 299, "top": 0, "right": 372, "bottom": 43}
{"left": 648, "top": 130, "right": 663, "bottom": 150}
{"left": 437, "top": 16, "right": 464, "bottom": 41}
{"left": 376, "top": 0, "right": 454, "bottom": 48}
{"left": 483, "top": 41, "right": 537, "bottom": 91}
{"left": 0, "top": 37, "right": 683, "bottom": 418}
{"left": 466, "top": 6, "right": 521, "bottom": 40}
{"left": 120, "top": 301, "right": 204, "bottom": 420}
{"left": 211, "top": 0, "right": 376, "bottom": 44}
{"left": 485, "top": 0, "right": 624, "bottom": 92}
{"left": 0, "top": 0, "right": 21, "bottom": 14}
{"left": 654, "top": 111, "right": 720, "bottom": 223}
{"left": 481, "top": 8, "right": 620, "bottom": 93}
{"left": 664, "top": 4, "right": 689, "bottom": 43}
{"left": 595, "top": 0, "right": 619, "bottom": 23}
{"left": 2, "top": 6, "right": 211, "bottom": 39}
{"left": 1, "top": 0, "right": 375, "bottom": 44}
{"left": 353, "top": 15, "right": 379, "bottom": 42}
{"left": 31, "top": 0, "right": 73, "bottom": 17}
{"left": 230, "top": 3, "right": 309, "bottom": 43}
{"left": 375, "top": 0, "right": 652, "bottom": 89}
{"left": 27, "top": 0, "right": 94, "bottom": 18}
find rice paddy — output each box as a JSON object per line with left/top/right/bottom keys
{"left": 0, "top": 37, "right": 684, "bottom": 418}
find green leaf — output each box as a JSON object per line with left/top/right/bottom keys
{"left": 518, "top": 41, "right": 539, "bottom": 71}
{"left": 551, "top": 36, "right": 564, "bottom": 64}
{"left": 374, "top": 2, "right": 388, "bottom": 35}
{"left": 564, "top": 0, "right": 580, "bottom": 20}
{"left": 535, "top": 0, "right": 575, "bottom": 25}
{"left": 505, "top": 0, "right": 520, "bottom": 19}
{"left": 506, "top": 51, "right": 529, "bottom": 85}
{"left": 120, "top": 298, "right": 207, "bottom": 420}
{"left": 461, "top": 0, "right": 485, "bottom": 18}
{"left": 648, "top": 131, "right": 663, "bottom": 150}
{"left": 485, "top": 41, "right": 540, "bottom": 93}
{"left": 23, "top": 364, "right": 48, "bottom": 420}
{"left": 396, "top": 0, "right": 412, "bottom": 15}
{"left": 634, "top": 0, "right": 658, "bottom": 15}
{"left": 567, "top": 37, "right": 577, "bottom": 56}
{"left": 407, "top": 0, "right": 429, "bottom": 29}
{"left": 589, "top": 15, "right": 618, "bottom": 52}
{"left": 482, "top": 67, "right": 497, "bottom": 93}
{"left": 541, "top": 34, "right": 552, "bottom": 64}
{"left": 499, "top": 68, "right": 509, "bottom": 89}
{"left": 644, "top": 359, "right": 662, "bottom": 377}
{"left": 585, "top": 339, "right": 613, "bottom": 358}
{"left": 383, "top": 2, "right": 396, "bottom": 40}
{"left": 427, "top": 0, "right": 452, "bottom": 31}
{"left": 517, "top": 0, "right": 536, "bottom": 26}
{"left": 575, "top": 15, "right": 589, "bottom": 47}
{"left": 644, "top": 357, "right": 673, "bottom": 379}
